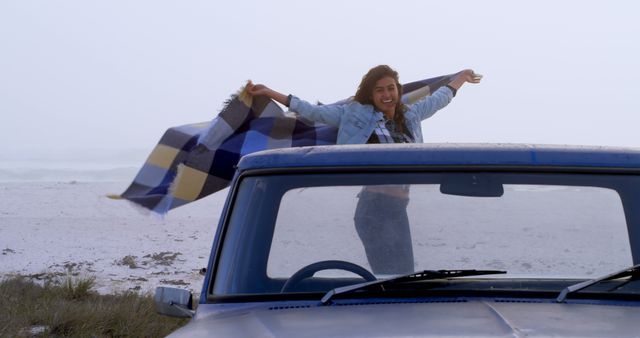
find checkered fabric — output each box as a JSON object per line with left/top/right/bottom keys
{"left": 114, "top": 74, "right": 455, "bottom": 213}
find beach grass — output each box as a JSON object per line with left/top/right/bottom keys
{"left": 0, "top": 276, "right": 189, "bottom": 337}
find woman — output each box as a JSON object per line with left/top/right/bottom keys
{"left": 247, "top": 65, "right": 481, "bottom": 274}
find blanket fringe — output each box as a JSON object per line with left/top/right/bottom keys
{"left": 237, "top": 81, "right": 253, "bottom": 108}
{"left": 218, "top": 81, "right": 253, "bottom": 115}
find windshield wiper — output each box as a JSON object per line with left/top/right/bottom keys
{"left": 320, "top": 269, "right": 506, "bottom": 305}
{"left": 556, "top": 264, "right": 640, "bottom": 303}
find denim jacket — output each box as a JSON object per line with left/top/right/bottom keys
{"left": 289, "top": 86, "right": 454, "bottom": 144}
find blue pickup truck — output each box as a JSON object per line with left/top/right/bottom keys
{"left": 156, "top": 143, "right": 640, "bottom": 337}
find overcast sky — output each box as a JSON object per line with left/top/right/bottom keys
{"left": 2, "top": 1, "right": 639, "bottom": 159}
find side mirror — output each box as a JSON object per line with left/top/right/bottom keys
{"left": 154, "top": 286, "right": 195, "bottom": 318}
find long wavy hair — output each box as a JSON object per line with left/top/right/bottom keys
{"left": 354, "top": 65, "right": 408, "bottom": 133}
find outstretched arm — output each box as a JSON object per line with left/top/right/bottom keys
{"left": 245, "top": 80, "right": 344, "bottom": 126}
{"left": 412, "top": 69, "right": 482, "bottom": 120}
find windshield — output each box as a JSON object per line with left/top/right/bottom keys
{"left": 212, "top": 172, "right": 636, "bottom": 297}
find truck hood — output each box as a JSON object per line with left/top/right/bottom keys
{"left": 167, "top": 299, "right": 640, "bottom": 337}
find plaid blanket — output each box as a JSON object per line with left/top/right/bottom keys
{"left": 113, "top": 74, "right": 455, "bottom": 213}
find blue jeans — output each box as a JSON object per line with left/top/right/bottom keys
{"left": 354, "top": 189, "right": 414, "bottom": 274}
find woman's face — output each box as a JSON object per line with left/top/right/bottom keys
{"left": 371, "top": 76, "right": 399, "bottom": 118}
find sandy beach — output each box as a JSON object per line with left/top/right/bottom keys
{"left": 0, "top": 180, "right": 227, "bottom": 294}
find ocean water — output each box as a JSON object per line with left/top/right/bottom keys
{"left": 0, "top": 163, "right": 139, "bottom": 182}
{"left": 0, "top": 149, "right": 147, "bottom": 182}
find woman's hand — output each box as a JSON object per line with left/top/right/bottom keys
{"left": 447, "top": 69, "right": 483, "bottom": 90}
{"left": 245, "top": 80, "right": 289, "bottom": 106}
{"left": 460, "top": 69, "right": 483, "bottom": 84}
{"left": 246, "top": 80, "right": 272, "bottom": 96}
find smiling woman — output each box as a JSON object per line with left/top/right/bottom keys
{"left": 246, "top": 65, "right": 481, "bottom": 145}
{"left": 245, "top": 65, "right": 481, "bottom": 273}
